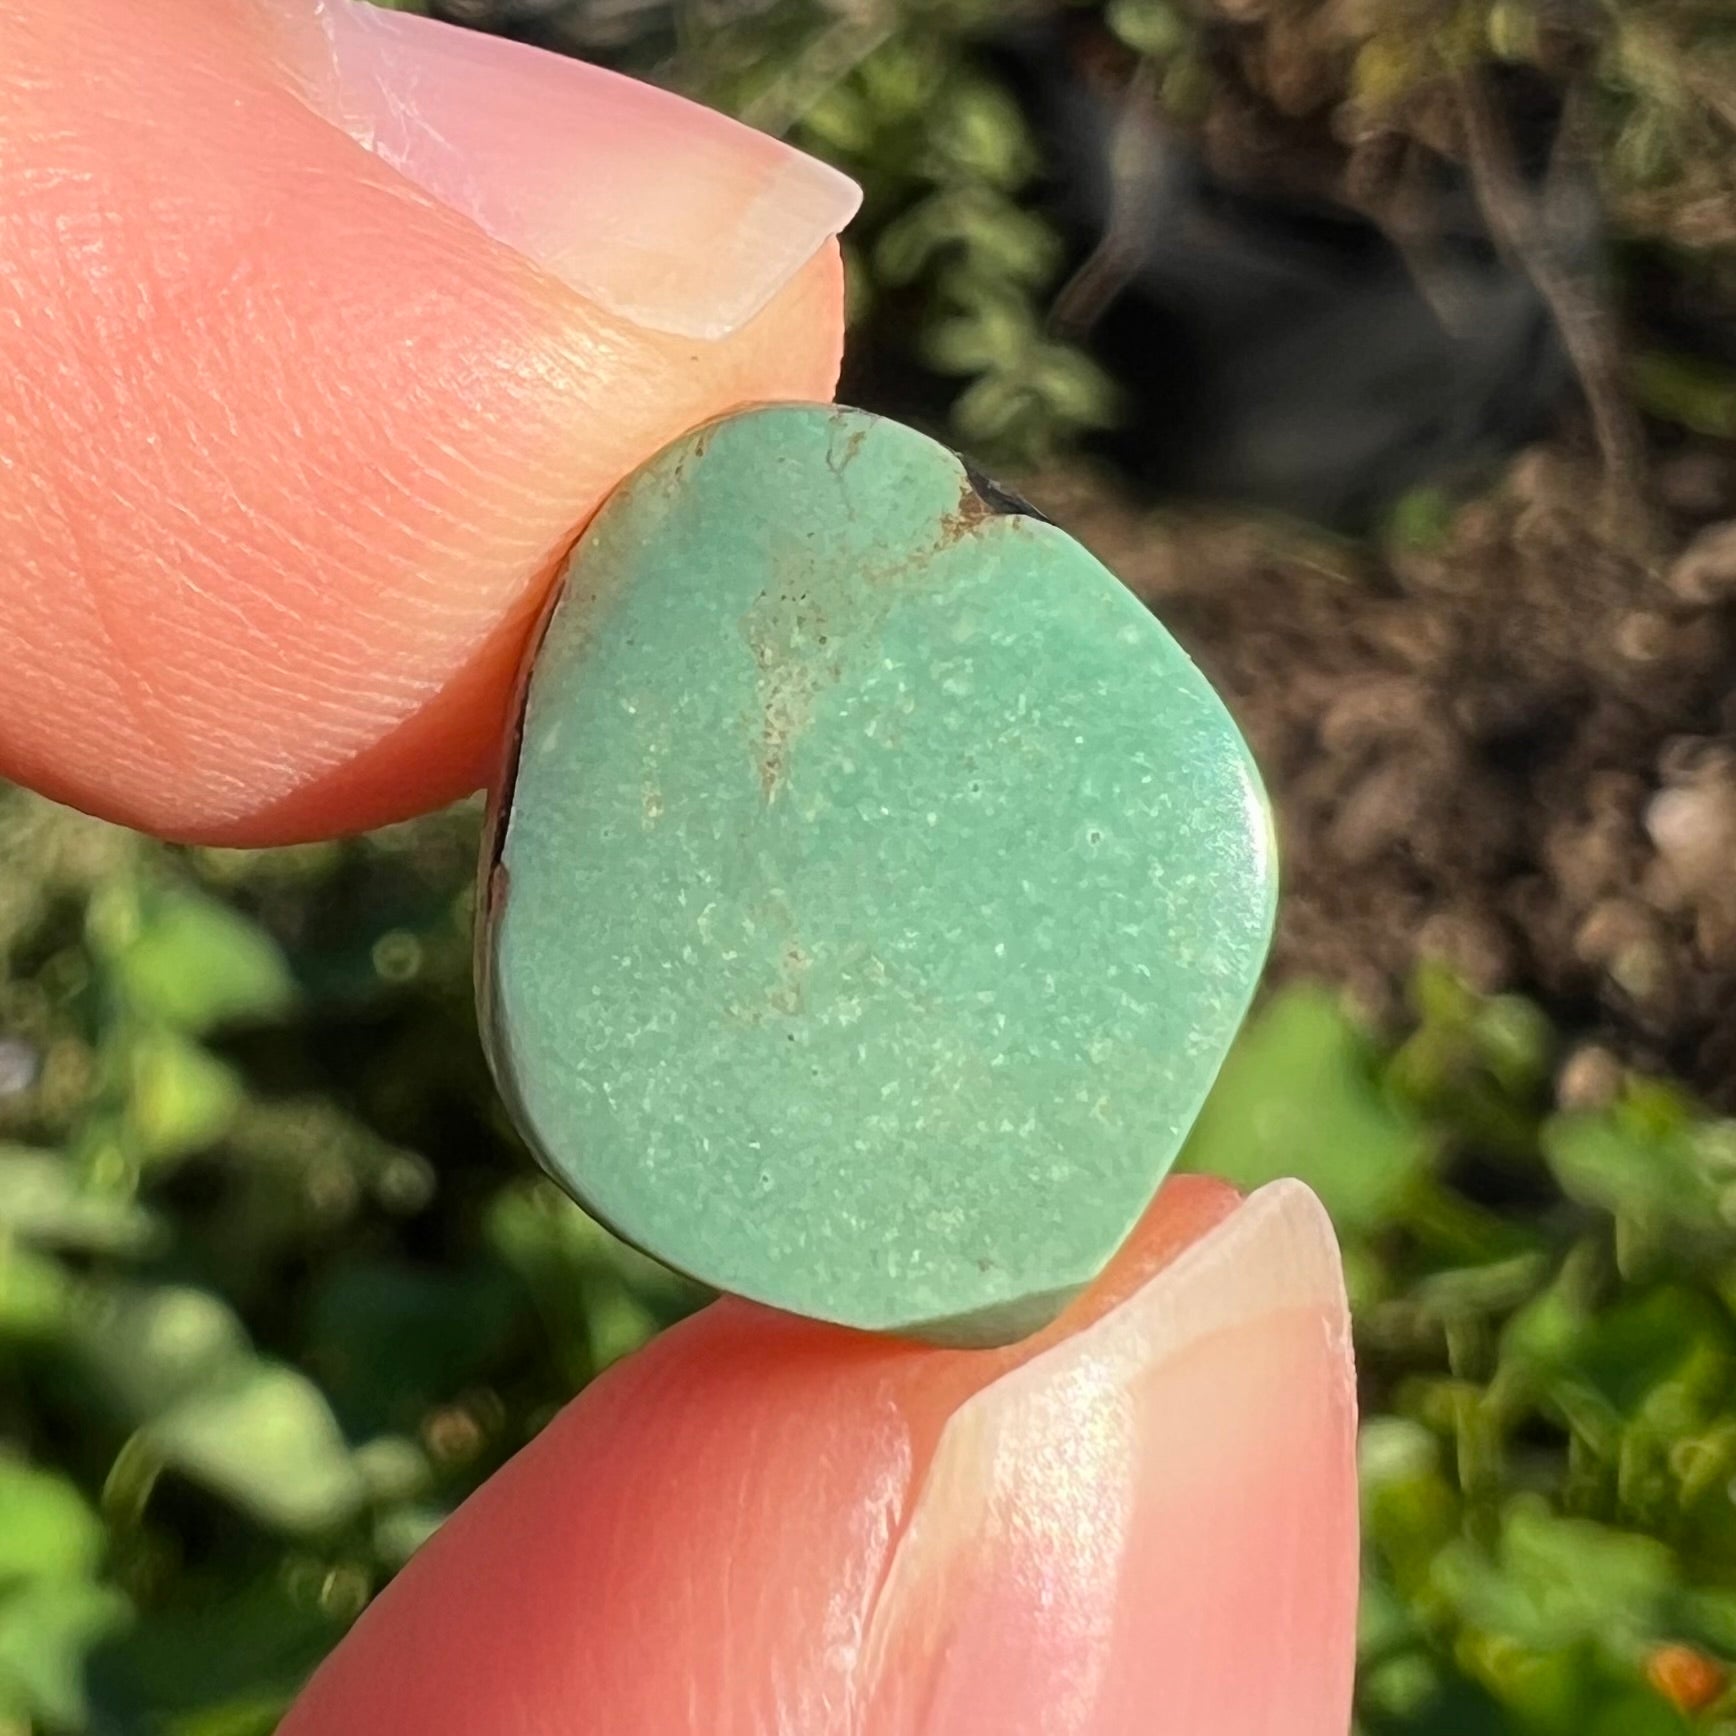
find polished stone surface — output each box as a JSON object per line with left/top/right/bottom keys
{"left": 481, "top": 405, "right": 1275, "bottom": 1342}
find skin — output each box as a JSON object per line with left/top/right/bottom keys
{"left": 279, "top": 1175, "right": 1358, "bottom": 1736}
{"left": 0, "top": 3, "right": 1360, "bottom": 1727}
{"left": 1, "top": 0, "right": 848, "bottom": 842}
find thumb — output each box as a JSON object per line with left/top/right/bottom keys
{"left": 280, "top": 1179, "right": 1359, "bottom": 1736}
{"left": 0, "top": 0, "right": 856, "bottom": 843}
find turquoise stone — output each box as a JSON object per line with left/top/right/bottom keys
{"left": 480, "top": 405, "right": 1275, "bottom": 1344}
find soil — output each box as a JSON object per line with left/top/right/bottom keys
{"left": 1024, "top": 433, "right": 1736, "bottom": 1106}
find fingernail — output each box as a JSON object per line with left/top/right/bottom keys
{"left": 303, "top": 0, "right": 860, "bottom": 341}
{"left": 861, "top": 1182, "right": 1359, "bottom": 1735}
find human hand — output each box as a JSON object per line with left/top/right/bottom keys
{"left": 0, "top": 4, "right": 1358, "bottom": 1729}
{"left": 3, "top": 0, "right": 852, "bottom": 845}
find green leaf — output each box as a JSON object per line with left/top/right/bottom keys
{"left": 1182, "top": 985, "right": 1434, "bottom": 1231}
{"left": 0, "top": 1460, "right": 105, "bottom": 1583}
{"left": 1106, "top": 0, "right": 1188, "bottom": 58}
{"left": 874, "top": 202, "right": 952, "bottom": 285}
{"left": 118, "top": 891, "right": 295, "bottom": 1032}
{"left": 371, "top": 1501, "right": 446, "bottom": 1568}
{"left": 1437, "top": 1497, "right": 1680, "bottom": 1658}
{"left": 1360, "top": 1417, "right": 1442, "bottom": 1496}
{"left": 1383, "top": 483, "right": 1457, "bottom": 558}
{"left": 1543, "top": 1100, "right": 1730, "bottom": 1250}
{"left": 128, "top": 1029, "right": 243, "bottom": 1160}
{"left": 140, "top": 1362, "right": 366, "bottom": 1535}
{"left": 0, "top": 1576, "right": 130, "bottom": 1729}
{"left": 1572, "top": 1287, "right": 1732, "bottom": 1421}
{"left": 1631, "top": 350, "right": 1736, "bottom": 439}
{"left": 801, "top": 85, "right": 875, "bottom": 156}
{"left": 922, "top": 314, "right": 1004, "bottom": 375}
{"left": 1586, "top": 1690, "right": 1690, "bottom": 1736}
{"left": 1386, "top": 967, "right": 1554, "bottom": 1160}
{"left": 927, "top": 82, "right": 1033, "bottom": 187}
{"left": 0, "top": 1147, "right": 164, "bottom": 1255}
{"left": 1501, "top": 1243, "right": 1598, "bottom": 1375}
{"left": 0, "top": 1456, "right": 124, "bottom": 1729}
{"left": 1029, "top": 346, "right": 1120, "bottom": 427}
{"left": 0, "top": 1239, "right": 73, "bottom": 1337}
{"left": 164, "top": 1698, "right": 290, "bottom": 1736}
{"left": 66, "top": 1283, "right": 251, "bottom": 1425}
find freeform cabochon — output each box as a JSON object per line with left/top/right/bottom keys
{"left": 480, "top": 404, "right": 1275, "bottom": 1344}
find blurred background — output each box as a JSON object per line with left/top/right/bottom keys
{"left": 6, "top": 0, "right": 1736, "bottom": 1729}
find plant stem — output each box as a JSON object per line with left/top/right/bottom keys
{"left": 1456, "top": 70, "right": 1657, "bottom": 561}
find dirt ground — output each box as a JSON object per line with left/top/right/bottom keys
{"left": 1030, "top": 433, "right": 1736, "bottom": 1106}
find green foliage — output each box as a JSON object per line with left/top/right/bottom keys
{"left": 657, "top": 1, "right": 1124, "bottom": 463}
{"left": 0, "top": 789, "right": 704, "bottom": 1732}
{"left": 1632, "top": 351, "right": 1736, "bottom": 440}
{"left": 1185, "top": 982, "right": 1437, "bottom": 1239}
{"left": 1283, "top": 0, "right": 1736, "bottom": 270}
{"left": 673, "top": 0, "right": 1736, "bottom": 454}
{"left": 1186, "top": 968, "right": 1736, "bottom": 1733}
{"left": 0, "top": 1461, "right": 128, "bottom": 1729}
{"left": 819, "top": 37, "right": 1120, "bottom": 457}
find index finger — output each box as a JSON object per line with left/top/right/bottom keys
{"left": 0, "top": 0, "right": 855, "bottom": 843}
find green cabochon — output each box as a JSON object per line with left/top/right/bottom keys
{"left": 481, "top": 405, "right": 1275, "bottom": 1344}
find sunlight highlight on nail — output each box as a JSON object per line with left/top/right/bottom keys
{"left": 860, "top": 1181, "right": 1358, "bottom": 1736}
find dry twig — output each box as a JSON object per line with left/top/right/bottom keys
{"left": 1456, "top": 71, "right": 1657, "bottom": 561}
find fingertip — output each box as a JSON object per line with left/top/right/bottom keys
{"left": 861, "top": 1182, "right": 1357, "bottom": 1734}
{"left": 0, "top": 0, "right": 849, "bottom": 843}
{"left": 279, "top": 1179, "right": 1356, "bottom": 1735}
{"left": 213, "top": 240, "right": 849, "bottom": 847}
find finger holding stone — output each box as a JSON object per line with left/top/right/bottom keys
{"left": 0, "top": 0, "right": 857, "bottom": 843}
{"left": 280, "top": 1177, "right": 1360, "bottom": 1736}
